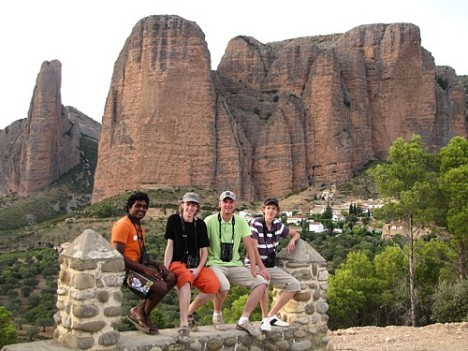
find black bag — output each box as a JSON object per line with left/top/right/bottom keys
{"left": 126, "top": 270, "right": 154, "bottom": 299}
{"left": 264, "top": 251, "right": 277, "bottom": 268}
{"left": 220, "top": 242, "right": 234, "bottom": 262}
{"left": 140, "top": 251, "right": 150, "bottom": 266}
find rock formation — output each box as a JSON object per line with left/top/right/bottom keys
{"left": 87, "top": 16, "right": 466, "bottom": 202}
{"left": 0, "top": 61, "right": 100, "bottom": 197}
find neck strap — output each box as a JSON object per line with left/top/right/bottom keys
{"left": 180, "top": 214, "right": 197, "bottom": 254}
{"left": 218, "top": 213, "right": 235, "bottom": 243}
{"left": 128, "top": 214, "right": 146, "bottom": 254}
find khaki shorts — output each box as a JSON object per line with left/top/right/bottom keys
{"left": 209, "top": 265, "right": 268, "bottom": 292}
{"left": 266, "top": 266, "right": 300, "bottom": 292}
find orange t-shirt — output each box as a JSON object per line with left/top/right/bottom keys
{"left": 111, "top": 215, "right": 146, "bottom": 262}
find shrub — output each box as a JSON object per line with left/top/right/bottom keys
{"left": 431, "top": 279, "right": 468, "bottom": 322}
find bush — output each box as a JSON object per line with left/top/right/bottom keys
{"left": 431, "top": 279, "right": 468, "bottom": 322}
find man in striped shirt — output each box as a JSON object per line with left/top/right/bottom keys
{"left": 247, "top": 197, "right": 301, "bottom": 331}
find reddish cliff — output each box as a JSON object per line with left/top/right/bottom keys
{"left": 0, "top": 61, "right": 99, "bottom": 197}
{"left": 92, "top": 16, "right": 467, "bottom": 203}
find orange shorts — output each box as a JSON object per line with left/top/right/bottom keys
{"left": 169, "top": 261, "right": 220, "bottom": 294}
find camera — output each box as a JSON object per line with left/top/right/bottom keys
{"left": 185, "top": 254, "right": 200, "bottom": 269}
{"left": 140, "top": 251, "right": 150, "bottom": 266}
{"left": 264, "top": 251, "right": 276, "bottom": 268}
{"left": 220, "top": 243, "right": 234, "bottom": 262}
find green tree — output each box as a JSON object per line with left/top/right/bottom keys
{"left": 328, "top": 251, "right": 383, "bottom": 329}
{"left": 0, "top": 307, "right": 17, "bottom": 348}
{"left": 438, "top": 136, "right": 468, "bottom": 279}
{"left": 26, "top": 325, "right": 40, "bottom": 341}
{"left": 431, "top": 279, "right": 468, "bottom": 323}
{"left": 368, "top": 135, "right": 438, "bottom": 326}
{"left": 374, "top": 245, "right": 408, "bottom": 325}
{"left": 322, "top": 205, "right": 333, "bottom": 220}
{"left": 36, "top": 317, "right": 54, "bottom": 332}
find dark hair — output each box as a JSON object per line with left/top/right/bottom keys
{"left": 126, "top": 191, "right": 150, "bottom": 213}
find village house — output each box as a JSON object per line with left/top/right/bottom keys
{"left": 381, "top": 220, "right": 432, "bottom": 240}
{"left": 308, "top": 221, "right": 325, "bottom": 233}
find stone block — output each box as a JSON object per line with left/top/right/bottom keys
{"left": 293, "top": 329, "right": 307, "bottom": 338}
{"left": 69, "top": 258, "right": 98, "bottom": 271}
{"left": 206, "top": 338, "right": 223, "bottom": 350}
{"left": 73, "top": 273, "right": 94, "bottom": 290}
{"left": 98, "top": 329, "right": 120, "bottom": 346}
{"left": 102, "top": 257, "right": 125, "bottom": 272}
{"left": 73, "top": 320, "right": 106, "bottom": 332}
{"left": 63, "top": 333, "right": 94, "bottom": 350}
{"left": 72, "top": 303, "right": 99, "bottom": 318}
{"left": 316, "top": 300, "right": 329, "bottom": 314}
{"left": 113, "top": 290, "right": 123, "bottom": 302}
{"left": 294, "top": 291, "right": 311, "bottom": 302}
{"left": 97, "top": 289, "right": 109, "bottom": 302}
{"left": 59, "top": 270, "right": 71, "bottom": 285}
{"left": 291, "top": 340, "right": 312, "bottom": 351}
{"left": 304, "top": 303, "right": 315, "bottom": 314}
{"left": 318, "top": 270, "right": 329, "bottom": 281}
{"left": 103, "top": 274, "right": 124, "bottom": 287}
{"left": 72, "top": 290, "right": 97, "bottom": 300}
{"left": 277, "top": 340, "right": 291, "bottom": 351}
{"left": 310, "top": 313, "right": 321, "bottom": 323}
{"left": 292, "top": 270, "right": 311, "bottom": 281}
{"left": 104, "top": 306, "right": 122, "bottom": 317}
{"left": 224, "top": 337, "right": 237, "bottom": 346}
{"left": 189, "top": 339, "right": 202, "bottom": 350}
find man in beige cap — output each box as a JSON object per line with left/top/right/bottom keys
{"left": 188, "top": 190, "right": 269, "bottom": 337}
{"left": 163, "top": 192, "right": 220, "bottom": 341}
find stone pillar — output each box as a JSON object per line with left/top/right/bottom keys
{"left": 275, "top": 239, "right": 329, "bottom": 351}
{"left": 54, "top": 229, "right": 125, "bottom": 350}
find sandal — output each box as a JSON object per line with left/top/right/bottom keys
{"left": 178, "top": 326, "right": 190, "bottom": 342}
{"left": 146, "top": 319, "right": 159, "bottom": 335}
{"left": 127, "top": 314, "right": 149, "bottom": 333}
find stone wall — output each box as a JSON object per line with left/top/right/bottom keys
{"left": 3, "top": 231, "right": 329, "bottom": 351}
{"left": 53, "top": 229, "right": 125, "bottom": 350}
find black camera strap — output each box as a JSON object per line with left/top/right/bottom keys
{"left": 128, "top": 214, "right": 147, "bottom": 258}
{"left": 218, "top": 213, "right": 235, "bottom": 244}
{"left": 180, "top": 215, "right": 198, "bottom": 255}
{"left": 262, "top": 218, "right": 276, "bottom": 254}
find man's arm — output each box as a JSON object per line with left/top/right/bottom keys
{"left": 286, "top": 228, "right": 300, "bottom": 252}
{"left": 163, "top": 239, "right": 174, "bottom": 268}
{"left": 243, "top": 236, "right": 270, "bottom": 280}
{"left": 114, "top": 242, "right": 163, "bottom": 280}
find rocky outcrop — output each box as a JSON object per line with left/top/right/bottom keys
{"left": 92, "top": 15, "right": 218, "bottom": 202}
{"left": 0, "top": 61, "right": 100, "bottom": 197}
{"left": 92, "top": 17, "right": 467, "bottom": 203}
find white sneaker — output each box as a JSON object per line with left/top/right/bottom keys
{"left": 270, "top": 315, "right": 289, "bottom": 327}
{"left": 260, "top": 317, "right": 272, "bottom": 331}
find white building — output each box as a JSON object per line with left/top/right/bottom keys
{"left": 286, "top": 216, "right": 305, "bottom": 225}
{"left": 308, "top": 221, "right": 325, "bottom": 233}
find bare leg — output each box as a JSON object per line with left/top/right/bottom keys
{"left": 178, "top": 282, "right": 191, "bottom": 327}
{"left": 260, "top": 289, "right": 269, "bottom": 318}
{"left": 145, "top": 272, "right": 177, "bottom": 328}
{"left": 269, "top": 291, "right": 295, "bottom": 317}
{"left": 241, "top": 284, "right": 267, "bottom": 318}
{"left": 188, "top": 292, "right": 214, "bottom": 315}
{"left": 131, "top": 300, "right": 146, "bottom": 321}
{"left": 213, "top": 290, "right": 229, "bottom": 313}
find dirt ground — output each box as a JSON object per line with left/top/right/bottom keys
{"left": 327, "top": 322, "right": 467, "bottom": 351}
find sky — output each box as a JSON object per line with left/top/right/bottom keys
{"left": 1, "top": 0, "right": 467, "bottom": 129}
